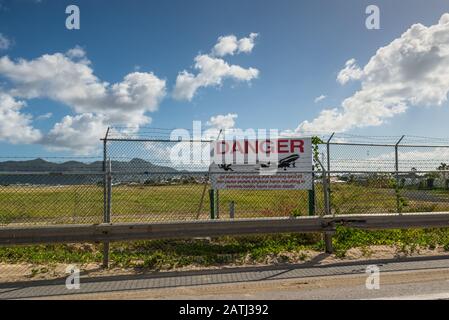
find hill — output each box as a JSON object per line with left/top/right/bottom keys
{"left": 0, "top": 158, "right": 180, "bottom": 185}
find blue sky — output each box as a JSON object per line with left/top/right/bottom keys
{"left": 1, "top": 0, "right": 449, "bottom": 157}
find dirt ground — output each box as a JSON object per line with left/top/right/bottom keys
{"left": 2, "top": 245, "right": 449, "bottom": 284}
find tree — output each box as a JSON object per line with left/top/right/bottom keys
{"left": 424, "top": 171, "right": 439, "bottom": 189}
{"left": 437, "top": 163, "right": 449, "bottom": 189}
{"left": 410, "top": 167, "right": 418, "bottom": 186}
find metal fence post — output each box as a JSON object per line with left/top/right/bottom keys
{"left": 106, "top": 159, "right": 112, "bottom": 224}
{"left": 209, "top": 189, "right": 215, "bottom": 219}
{"left": 395, "top": 135, "right": 405, "bottom": 214}
{"left": 102, "top": 127, "right": 110, "bottom": 269}
{"left": 103, "top": 130, "right": 108, "bottom": 224}
{"left": 196, "top": 129, "right": 223, "bottom": 220}
{"left": 326, "top": 132, "right": 334, "bottom": 214}
{"left": 229, "top": 201, "right": 235, "bottom": 219}
{"left": 103, "top": 159, "right": 112, "bottom": 268}
{"left": 308, "top": 187, "right": 315, "bottom": 216}
{"left": 322, "top": 169, "right": 330, "bottom": 217}
{"left": 316, "top": 157, "right": 333, "bottom": 253}
{"left": 215, "top": 190, "right": 220, "bottom": 219}
{"left": 323, "top": 172, "right": 333, "bottom": 253}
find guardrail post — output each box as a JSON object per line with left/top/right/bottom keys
{"left": 324, "top": 232, "right": 334, "bottom": 253}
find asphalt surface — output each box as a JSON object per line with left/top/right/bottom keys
{"left": 1, "top": 255, "right": 449, "bottom": 299}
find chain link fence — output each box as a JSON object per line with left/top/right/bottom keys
{"left": 0, "top": 172, "right": 104, "bottom": 225}
{"left": 2, "top": 130, "right": 449, "bottom": 285}
{"left": 0, "top": 156, "right": 104, "bottom": 226}
{"left": 103, "top": 130, "right": 449, "bottom": 222}
{"left": 316, "top": 134, "right": 449, "bottom": 215}
{"left": 1, "top": 131, "right": 449, "bottom": 226}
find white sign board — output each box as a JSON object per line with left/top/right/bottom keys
{"left": 210, "top": 138, "right": 313, "bottom": 190}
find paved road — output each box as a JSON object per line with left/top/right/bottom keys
{"left": 402, "top": 189, "right": 448, "bottom": 203}
{"left": 1, "top": 255, "right": 449, "bottom": 299}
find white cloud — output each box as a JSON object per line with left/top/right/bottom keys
{"left": 0, "top": 92, "right": 42, "bottom": 144}
{"left": 212, "top": 33, "right": 258, "bottom": 57}
{"left": 0, "top": 48, "right": 166, "bottom": 153}
{"left": 0, "top": 53, "right": 102, "bottom": 103}
{"left": 173, "top": 33, "right": 259, "bottom": 101}
{"left": 40, "top": 113, "right": 107, "bottom": 155}
{"left": 376, "top": 147, "right": 449, "bottom": 162}
{"left": 207, "top": 113, "right": 238, "bottom": 129}
{"left": 212, "top": 35, "right": 239, "bottom": 57}
{"left": 297, "top": 13, "right": 449, "bottom": 133}
{"left": 0, "top": 33, "right": 10, "bottom": 50}
{"left": 336, "top": 59, "right": 363, "bottom": 85}
{"left": 237, "top": 33, "right": 258, "bottom": 54}
{"left": 201, "top": 113, "right": 239, "bottom": 141}
{"left": 363, "top": 147, "right": 449, "bottom": 171}
{"left": 173, "top": 55, "right": 259, "bottom": 101}
{"left": 36, "top": 112, "right": 53, "bottom": 120}
{"left": 66, "top": 45, "right": 86, "bottom": 59}
{"left": 0, "top": 54, "right": 166, "bottom": 119}
{"left": 314, "top": 95, "right": 326, "bottom": 103}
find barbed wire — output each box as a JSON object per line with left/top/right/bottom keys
{"left": 106, "top": 128, "right": 449, "bottom": 146}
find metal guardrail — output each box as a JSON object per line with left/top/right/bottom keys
{"left": 2, "top": 212, "right": 449, "bottom": 246}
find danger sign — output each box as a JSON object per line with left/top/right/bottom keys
{"left": 214, "top": 139, "right": 306, "bottom": 155}
{"left": 210, "top": 138, "right": 313, "bottom": 190}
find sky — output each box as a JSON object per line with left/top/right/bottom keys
{"left": 1, "top": 0, "right": 449, "bottom": 158}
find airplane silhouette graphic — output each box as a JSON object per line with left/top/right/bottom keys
{"left": 256, "top": 154, "right": 300, "bottom": 171}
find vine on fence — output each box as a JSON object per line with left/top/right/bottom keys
{"left": 312, "top": 136, "right": 324, "bottom": 171}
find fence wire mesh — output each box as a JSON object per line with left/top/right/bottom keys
{"left": 0, "top": 156, "right": 104, "bottom": 226}
{"left": 102, "top": 131, "right": 449, "bottom": 222}
{"left": 0, "top": 173, "right": 104, "bottom": 226}
{"left": 2, "top": 131, "right": 449, "bottom": 285}
{"left": 2, "top": 131, "right": 449, "bottom": 226}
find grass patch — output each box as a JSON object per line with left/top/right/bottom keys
{"left": 332, "top": 226, "right": 449, "bottom": 257}
{"left": 2, "top": 228, "right": 449, "bottom": 270}
{"left": 0, "top": 243, "right": 101, "bottom": 264}
{"left": 2, "top": 183, "right": 449, "bottom": 225}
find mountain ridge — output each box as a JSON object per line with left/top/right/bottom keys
{"left": 0, "top": 158, "right": 178, "bottom": 173}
